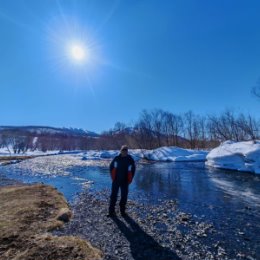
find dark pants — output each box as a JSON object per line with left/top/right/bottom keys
{"left": 109, "top": 181, "right": 129, "bottom": 213}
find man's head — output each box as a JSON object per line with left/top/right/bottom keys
{"left": 120, "top": 145, "right": 128, "bottom": 157}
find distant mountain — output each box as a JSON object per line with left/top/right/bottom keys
{"left": 0, "top": 126, "right": 100, "bottom": 138}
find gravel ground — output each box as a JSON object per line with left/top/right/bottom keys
{"left": 55, "top": 190, "right": 258, "bottom": 260}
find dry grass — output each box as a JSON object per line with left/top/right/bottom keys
{"left": 0, "top": 156, "right": 35, "bottom": 161}
{"left": 0, "top": 184, "right": 102, "bottom": 260}
{"left": 0, "top": 155, "right": 35, "bottom": 166}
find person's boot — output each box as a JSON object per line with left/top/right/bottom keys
{"left": 107, "top": 209, "right": 116, "bottom": 217}
{"left": 120, "top": 207, "right": 127, "bottom": 217}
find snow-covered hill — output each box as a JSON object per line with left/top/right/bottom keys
{"left": 0, "top": 126, "right": 99, "bottom": 137}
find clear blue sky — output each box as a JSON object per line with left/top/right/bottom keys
{"left": 1, "top": 0, "right": 260, "bottom": 133}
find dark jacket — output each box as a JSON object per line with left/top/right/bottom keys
{"left": 109, "top": 154, "right": 136, "bottom": 185}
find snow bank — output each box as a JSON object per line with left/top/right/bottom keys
{"left": 81, "top": 150, "right": 118, "bottom": 160}
{"left": 81, "top": 147, "right": 207, "bottom": 162}
{"left": 0, "top": 147, "right": 208, "bottom": 163}
{"left": 0, "top": 148, "right": 61, "bottom": 157}
{"left": 143, "top": 146, "right": 207, "bottom": 162}
{"left": 81, "top": 149, "right": 143, "bottom": 161}
{"left": 206, "top": 140, "right": 260, "bottom": 174}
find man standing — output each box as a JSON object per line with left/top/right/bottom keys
{"left": 108, "top": 145, "right": 136, "bottom": 217}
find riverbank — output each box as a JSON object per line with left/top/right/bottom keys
{"left": 0, "top": 155, "right": 36, "bottom": 166}
{"left": 0, "top": 183, "right": 102, "bottom": 260}
{"left": 56, "top": 190, "right": 258, "bottom": 260}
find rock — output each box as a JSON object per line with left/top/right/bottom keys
{"left": 179, "top": 213, "right": 190, "bottom": 222}
{"left": 57, "top": 208, "right": 72, "bottom": 223}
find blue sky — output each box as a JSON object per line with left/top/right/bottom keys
{"left": 0, "top": 0, "right": 260, "bottom": 133}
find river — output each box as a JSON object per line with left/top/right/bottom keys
{"left": 0, "top": 154, "right": 259, "bottom": 259}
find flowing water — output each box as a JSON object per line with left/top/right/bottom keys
{"left": 1, "top": 154, "right": 260, "bottom": 256}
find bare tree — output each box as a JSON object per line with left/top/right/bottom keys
{"left": 151, "top": 109, "right": 165, "bottom": 147}
{"left": 183, "top": 111, "right": 197, "bottom": 148}
{"left": 134, "top": 110, "right": 155, "bottom": 149}
{"left": 113, "top": 122, "right": 128, "bottom": 133}
{"left": 161, "top": 112, "right": 183, "bottom": 146}
{"left": 237, "top": 114, "right": 260, "bottom": 141}
{"left": 0, "top": 134, "right": 12, "bottom": 154}
{"left": 208, "top": 110, "right": 259, "bottom": 142}
{"left": 196, "top": 116, "right": 208, "bottom": 148}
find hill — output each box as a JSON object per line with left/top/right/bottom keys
{"left": 0, "top": 126, "right": 99, "bottom": 138}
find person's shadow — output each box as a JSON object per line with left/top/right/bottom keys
{"left": 111, "top": 214, "right": 181, "bottom": 260}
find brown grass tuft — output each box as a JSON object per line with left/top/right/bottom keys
{"left": 0, "top": 184, "right": 102, "bottom": 260}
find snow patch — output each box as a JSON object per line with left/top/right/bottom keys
{"left": 143, "top": 146, "right": 207, "bottom": 162}
{"left": 206, "top": 140, "right": 260, "bottom": 174}
{"left": 0, "top": 146, "right": 208, "bottom": 163}
{"left": 81, "top": 147, "right": 207, "bottom": 162}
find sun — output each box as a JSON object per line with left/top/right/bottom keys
{"left": 71, "top": 45, "right": 85, "bottom": 60}
{"left": 68, "top": 43, "right": 89, "bottom": 63}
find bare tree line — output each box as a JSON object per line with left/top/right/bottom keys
{"left": 0, "top": 109, "right": 259, "bottom": 153}
{"left": 102, "top": 109, "right": 260, "bottom": 150}
{"left": 0, "top": 133, "right": 90, "bottom": 154}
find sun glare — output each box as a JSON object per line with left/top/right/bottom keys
{"left": 68, "top": 43, "right": 89, "bottom": 63}
{"left": 46, "top": 15, "right": 102, "bottom": 78}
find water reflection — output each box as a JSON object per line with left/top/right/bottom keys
{"left": 133, "top": 162, "right": 224, "bottom": 207}
{"left": 1, "top": 155, "right": 259, "bottom": 214}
